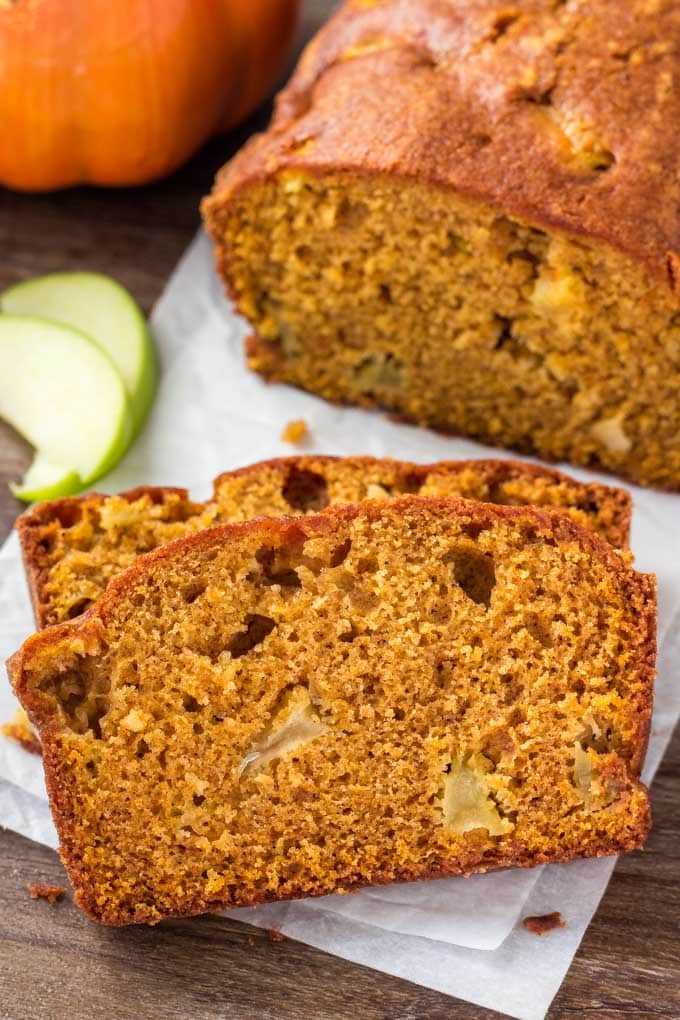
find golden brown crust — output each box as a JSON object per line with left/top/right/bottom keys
{"left": 8, "top": 496, "right": 655, "bottom": 925}
{"left": 204, "top": 0, "right": 680, "bottom": 284}
{"left": 15, "top": 456, "right": 632, "bottom": 630}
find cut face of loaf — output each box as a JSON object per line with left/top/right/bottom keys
{"left": 203, "top": 0, "right": 680, "bottom": 490}
{"left": 17, "top": 455, "right": 631, "bottom": 628}
{"left": 10, "top": 497, "right": 655, "bottom": 925}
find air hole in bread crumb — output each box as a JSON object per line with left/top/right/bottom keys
{"left": 356, "top": 554, "right": 379, "bottom": 574}
{"left": 336, "top": 197, "right": 370, "bottom": 228}
{"left": 486, "top": 480, "right": 523, "bottom": 506}
{"left": 397, "top": 471, "right": 423, "bottom": 494}
{"left": 67, "top": 598, "right": 92, "bottom": 619}
{"left": 523, "top": 525, "right": 556, "bottom": 547}
{"left": 254, "top": 547, "right": 302, "bottom": 588}
{"left": 339, "top": 622, "right": 360, "bottom": 643}
{"left": 587, "top": 149, "right": 616, "bottom": 172}
{"left": 489, "top": 10, "right": 521, "bottom": 42}
{"left": 578, "top": 715, "right": 615, "bottom": 754}
{"left": 508, "top": 705, "right": 526, "bottom": 726}
{"left": 525, "top": 613, "right": 553, "bottom": 647}
{"left": 483, "top": 729, "right": 514, "bottom": 764}
{"left": 444, "top": 229, "right": 472, "bottom": 256}
{"left": 493, "top": 315, "right": 515, "bottom": 351}
{"left": 330, "top": 538, "right": 352, "bottom": 567}
{"left": 462, "top": 520, "right": 491, "bottom": 540}
{"left": 449, "top": 548, "right": 496, "bottom": 607}
{"left": 228, "top": 614, "right": 276, "bottom": 658}
{"left": 53, "top": 504, "right": 83, "bottom": 528}
{"left": 183, "top": 695, "right": 201, "bottom": 713}
{"left": 282, "top": 467, "right": 329, "bottom": 512}
{"left": 55, "top": 671, "right": 109, "bottom": 737}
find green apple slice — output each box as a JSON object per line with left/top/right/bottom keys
{"left": 0, "top": 316, "right": 133, "bottom": 502}
{"left": 1, "top": 272, "right": 157, "bottom": 434}
{"left": 13, "top": 453, "right": 82, "bottom": 503}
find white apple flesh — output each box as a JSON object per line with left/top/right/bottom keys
{"left": 1, "top": 272, "right": 157, "bottom": 434}
{"left": 0, "top": 316, "right": 133, "bottom": 502}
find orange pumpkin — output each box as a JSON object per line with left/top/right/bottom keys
{"left": 0, "top": 0, "right": 299, "bottom": 191}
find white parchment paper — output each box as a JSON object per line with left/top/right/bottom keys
{"left": 1, "top": 231, "right": 678, "bottom": 1020}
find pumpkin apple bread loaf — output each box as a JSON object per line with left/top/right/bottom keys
{"left": 9, "top": 497, "right": 654, "bottom": 925}
{"left": 17, "top": 456, "right": 631, "bottom": 629}
{"left": 203, "top": 0, "right": 680, "bottom": 489}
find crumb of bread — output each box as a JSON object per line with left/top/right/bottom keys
{"left": 281, "top": 419, "right": 308, "bottom": 444}
{"left": 2, "top": 708, "right": 41, "bottom": 755}
{"left": 27, "top": 883, "right": 66, "bottom": 905}
{"left": 268, "top": 929, "right": 286, "bottom": 942}
{"left": 522, "top": 912, "right": 566, "bottom": 935}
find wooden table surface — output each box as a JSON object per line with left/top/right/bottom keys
{"left": 1, "top": 4, "right": 678, "bottom": 1018}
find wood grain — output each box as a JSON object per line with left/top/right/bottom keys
{"left": 0, "top": 3, "right": 678, "bottom": 1018}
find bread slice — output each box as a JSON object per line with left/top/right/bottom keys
{"left": 17, "top": 455, "right": 631, "bottom": 629}
{"left": 9, "top": 496, "right": 655, "bottom": 925}
{"left": 202, "top": 0, "right": 680, "bottom": 489}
